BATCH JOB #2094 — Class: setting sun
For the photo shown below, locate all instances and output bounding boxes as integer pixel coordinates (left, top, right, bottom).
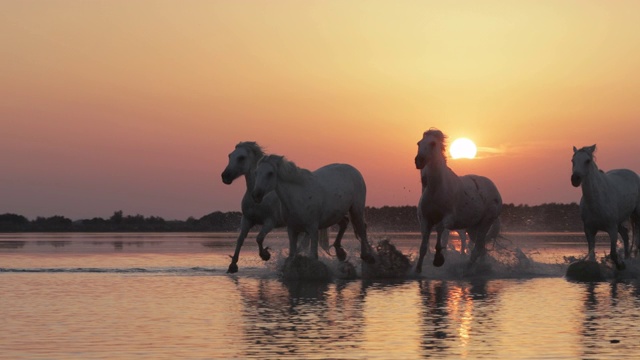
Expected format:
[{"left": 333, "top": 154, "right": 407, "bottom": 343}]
[{"left": 450, "top": 138, "right": 477, "bottom": 159}]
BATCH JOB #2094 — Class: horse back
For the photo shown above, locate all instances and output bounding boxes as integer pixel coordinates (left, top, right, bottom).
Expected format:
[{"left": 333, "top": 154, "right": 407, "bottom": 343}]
[
  {"left": 313, "top": 163, "right": 366, "bottom": 193},
  {"left": 454, "top": 175, "right": 502, "bottom": 225},
  {"left": 312, "top": 163, "right": 367, "bottom": 225},
  {"left": 606, "top": 169, "right": 640, "bottom": 192},
  {"left": 606, "top": 168, "right": 640, "bottom": 211}
]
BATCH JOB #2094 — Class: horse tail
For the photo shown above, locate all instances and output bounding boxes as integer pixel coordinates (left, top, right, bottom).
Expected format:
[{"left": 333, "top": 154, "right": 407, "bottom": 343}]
[
  {"left": 486, "top": 217, "right": 518, "bottom": 251},
  {"left": 632, "top": 215, "right": 640, "bottom": 256},
  {"left": 318, "top": 228, "right": 330, "bottom": 252},
  {"left": 487, "top": 218, "right": 501, "bottom": 241}
]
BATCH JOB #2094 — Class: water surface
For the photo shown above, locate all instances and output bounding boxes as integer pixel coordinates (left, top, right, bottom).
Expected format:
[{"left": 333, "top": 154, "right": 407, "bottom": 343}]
[{"left": 1, "top": 232, "right": 639, "bottom": 359}]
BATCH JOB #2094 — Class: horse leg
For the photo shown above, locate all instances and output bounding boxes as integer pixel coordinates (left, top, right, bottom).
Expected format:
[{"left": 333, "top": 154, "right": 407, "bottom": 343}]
[
  {"left": 618, "top": 224, "right": 630, "bottom": 259},
  {"left": 417, "top": 223, "right": 433, "bottom": 273},
  {"left": 287, "top": 227, "right": 300, "bottom": 259},
  {"left": 629, "top": 212, "right": 640, "bottom": 256},
  {"left": 297, "top": 233, "right": 311, "bottom": 255},
  {"left": 469, "top": 223, "right": 491, "bottom": 266},
  {"left": 307, "top": 225, "right": 320, "bottom": 260},
  {"left": 227, "top": 217, "right": 252, "bottom": 273},
  {"left": 350, "top": 210, "right": 375, "bottom": 264},
  {"left": 608, "top": 227, "right": 625, "bottom": 270},
  {"left": 433, "top": 228, "right": 445, "bottom": 267},
  {"left": 440, "top": 227, "right": 449, "bottom": 251},
  {"left": 333, "top": 216, "right": 349, "bottom": 261},
  {"left": 256, "top": 218, "right": 277, "bottom": 261},
  {"left": 434, "top": 216, "right": 457, "bottom": 267},
  {"left": 584, "top": 227, "right": 597, "bottom": 261}
]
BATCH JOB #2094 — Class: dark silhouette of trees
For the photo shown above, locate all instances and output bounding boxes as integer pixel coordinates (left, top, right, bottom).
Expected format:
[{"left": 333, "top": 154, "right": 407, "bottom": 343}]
[
  {"left": 0, "top": 203, "right": 582, "bottom": 233},
  {"left": 31, "top": 215, "right": 73, "bottom": 232},
  {"left": 0, "top": 213, "right": 29, "bottom": 231}
]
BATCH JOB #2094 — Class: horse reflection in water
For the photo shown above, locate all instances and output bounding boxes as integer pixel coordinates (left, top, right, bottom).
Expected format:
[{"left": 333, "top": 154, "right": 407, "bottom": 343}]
[
  {"left": 415, "top": 129, "right": 502, "bottom": 273},
  {"left": 221, "top": 142, "right": 323, "bottom": 273},
  {"left": 252, "top": 155, "right": 375, "bottom": 265},
  {"left": 578, "top": 281, "right": 640, "bottom": 357},
  {"left": 418, "top": 279, "right": 501, "bottom": 356},
  {"left": 231, "top": 277, "right": 365, "bottom": 358},
  {"left": 570, "top": 144, "right": 640, "bottom": 270}
]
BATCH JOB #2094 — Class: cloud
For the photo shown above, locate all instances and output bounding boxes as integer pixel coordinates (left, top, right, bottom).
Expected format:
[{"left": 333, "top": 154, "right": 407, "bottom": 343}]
[
  {"left": 475, "top": 145, "right": 507, "bottom": 159},
  {"left": 475, "top": 141, "right": 566, "bottom": 159}
]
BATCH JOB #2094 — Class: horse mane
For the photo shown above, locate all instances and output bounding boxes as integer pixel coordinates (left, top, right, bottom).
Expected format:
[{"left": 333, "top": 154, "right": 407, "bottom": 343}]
[
  {"left": 260, "top": 154, "right": 312, "bottom": 183},
  {"left": 575, "top": 145, "right": 597, "bottom": 162},
  {"left": 424, "top": 128, "right": 448, "bottom": 161},
  {"left": 236, "top": 141, "right": 266, "bottom": 159}
]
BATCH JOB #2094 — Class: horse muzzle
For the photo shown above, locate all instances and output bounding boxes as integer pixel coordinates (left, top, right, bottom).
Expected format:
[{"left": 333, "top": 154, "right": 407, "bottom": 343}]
[
  {"left": 221, "top": 171, "right": 234, "bottom": 185},
  {"left": 415, "top": 156, "right": 425, "bottom": 170},
  {"left": 571, "top": 173, "right": 581, "bottom": 187}
]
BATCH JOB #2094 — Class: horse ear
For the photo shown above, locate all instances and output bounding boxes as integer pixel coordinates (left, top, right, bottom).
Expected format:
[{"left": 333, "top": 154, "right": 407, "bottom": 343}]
[
  {"left": 587, "top": 144, "right": 596, "bottom": 153},
  {"left": 573, "top": 146, "right": 577, "bottom": 153}
]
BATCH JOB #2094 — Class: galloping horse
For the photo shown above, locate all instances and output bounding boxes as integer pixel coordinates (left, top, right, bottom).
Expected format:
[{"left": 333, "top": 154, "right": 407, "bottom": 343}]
[
  {"left": 419, "top": 165, "right": 470, "bottom": 254},
  {"left": 415, "top": 129, "right": 502, "bottom": 273},
  {"left": 252, "top": 155, "right": 376, "bottom": 264},
  {"left": 571, "top": 145, "right": 640, "bottom": 269},
  {"left": 221, "top": 142, "right": 287, "bottom": 273},
  {"left": 222, "top": 142, "right": 323, "bottom": 273}
]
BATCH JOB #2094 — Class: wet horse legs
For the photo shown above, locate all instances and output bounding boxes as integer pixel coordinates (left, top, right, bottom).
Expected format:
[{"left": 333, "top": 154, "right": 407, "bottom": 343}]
[{"left": 332, "top": 216, "right": 349, "bottom": 261}]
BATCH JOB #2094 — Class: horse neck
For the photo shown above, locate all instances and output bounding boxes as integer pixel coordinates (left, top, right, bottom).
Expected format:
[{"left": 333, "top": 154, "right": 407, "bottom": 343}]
[
  {"left": 580, "top": 164, "right": 608, "bottom": 206},
  {"left": 273, "top": 171, "right": 308, "bottom": 213},
  {"left": 243, "top": 161, "right": 259, "bottom": 194},
  {"left": 424, "top": 153, "right": 449, "bottom": 189},
  {"left": 420, "top": 168, "right": 428, "bottom": 190}
]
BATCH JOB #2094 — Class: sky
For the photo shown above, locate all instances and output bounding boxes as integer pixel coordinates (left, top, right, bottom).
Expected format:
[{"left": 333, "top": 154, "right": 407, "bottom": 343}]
[{"left": 2, "top": 1, "right": 640, "bottom": 220}]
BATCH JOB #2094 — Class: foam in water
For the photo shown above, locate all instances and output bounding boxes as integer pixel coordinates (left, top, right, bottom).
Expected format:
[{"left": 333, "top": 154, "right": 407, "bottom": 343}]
[
  {"left": 279, "top": 254, "right": 332, "bottom": 281},
  {"left": 564, "top": 250, "right": 640, "bottom": 282},
  {"left": 362, "top": 239, "right": 412, "bottom": 279},
  {"left": 262, "top": 236, "right": 640, "bottom": 282}
]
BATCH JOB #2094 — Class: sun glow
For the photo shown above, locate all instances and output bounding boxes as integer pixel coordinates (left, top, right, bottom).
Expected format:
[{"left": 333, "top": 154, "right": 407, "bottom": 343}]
[{"left": 450, "top": 138, "right": 477, "bottom": 159}]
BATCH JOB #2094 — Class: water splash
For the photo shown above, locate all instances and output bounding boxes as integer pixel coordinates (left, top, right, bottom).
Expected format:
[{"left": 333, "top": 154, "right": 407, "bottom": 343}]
[
  {"left": 279, "top": 255, "right": 332, "bottom": 281},
  {"left": 362, "top": 239, "right": 412, "bottom": 279},
  {"left": 564, "top": 252, "right": 640, "bottom": 282}
]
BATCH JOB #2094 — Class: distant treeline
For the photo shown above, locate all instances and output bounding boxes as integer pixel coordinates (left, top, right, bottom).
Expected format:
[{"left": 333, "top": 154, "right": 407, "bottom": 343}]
[{"left": 0, "top": 203, "right": 583, "bottom": 233}]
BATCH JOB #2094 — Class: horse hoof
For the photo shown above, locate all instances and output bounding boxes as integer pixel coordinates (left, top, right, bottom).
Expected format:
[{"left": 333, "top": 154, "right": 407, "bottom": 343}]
[
  {"left": 415, "top": 265, "right": 423, "bottom": 274},
  {"left": 433, "top": 252, "right": 445, "bottom": 267},
  {"left": 336, "top": 247, "right": 347, "bottom": 262},
  {"left": 260, "top": 248, "right": 271, "bottom": 261},
  {"left": 227, "top": 263, "right": 238, "bottom": 274}
]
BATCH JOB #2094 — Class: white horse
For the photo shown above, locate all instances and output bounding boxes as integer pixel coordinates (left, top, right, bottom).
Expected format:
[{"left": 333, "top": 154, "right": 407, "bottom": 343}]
[
  {"left": 414, "top": 129, "right": 502, "bottom": 273},
  {"left": 419, "top": 165, "right": 470, "bottom": 254},
  {"left": 221, "top": 142, "right": 327, "bottom": 273},
  {"left": 571, "top": 145, "right": 640, "bottom": 269},
  {"left": 252, "top": 155, "right": 376, "bottom": 264}
]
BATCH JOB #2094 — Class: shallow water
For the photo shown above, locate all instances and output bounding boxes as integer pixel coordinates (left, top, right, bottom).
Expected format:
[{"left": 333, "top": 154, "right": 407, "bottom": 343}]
[{"left": 2, "top": 232, "right": 640, "bottom": 359}]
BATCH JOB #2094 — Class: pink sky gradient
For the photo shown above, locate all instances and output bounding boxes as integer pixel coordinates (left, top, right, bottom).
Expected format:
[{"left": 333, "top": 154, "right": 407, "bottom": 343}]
[{"left": 2, "top": 1, "right": 640, "bottom": 220}]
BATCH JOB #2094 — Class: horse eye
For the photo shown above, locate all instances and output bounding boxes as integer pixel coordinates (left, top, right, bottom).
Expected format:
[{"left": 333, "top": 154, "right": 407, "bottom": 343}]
[
  {"left": 267, "top": 171, "right": 274, "bottom": 178},
  {"left": 430, "top": 142, "right": 436, "bottom": 148},
  {"left": 586, "top": 159, "right": 591, "bottom": 164},
  {"left": 238, "top": 156, "right": 245, "bottom": 162}
]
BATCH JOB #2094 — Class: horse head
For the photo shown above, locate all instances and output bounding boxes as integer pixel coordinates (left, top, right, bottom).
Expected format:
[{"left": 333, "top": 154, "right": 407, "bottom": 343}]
[
  {"left": 571, "top": 144, "right": 597, "bottom": 187},
  {"left": 252, "top": 155, "right": 280, "bottom": 203},
  {"left": 415, "top": 128, "right": 447, "bottom": 169},
  {"left": 221, "top": 141, "right": 264, "bottom": 185}
]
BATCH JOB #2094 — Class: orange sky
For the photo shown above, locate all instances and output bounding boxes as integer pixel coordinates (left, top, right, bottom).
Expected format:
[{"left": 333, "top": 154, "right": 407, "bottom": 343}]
[{"left": 2, "top": 1, "right": 640, "bottom": 220}]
